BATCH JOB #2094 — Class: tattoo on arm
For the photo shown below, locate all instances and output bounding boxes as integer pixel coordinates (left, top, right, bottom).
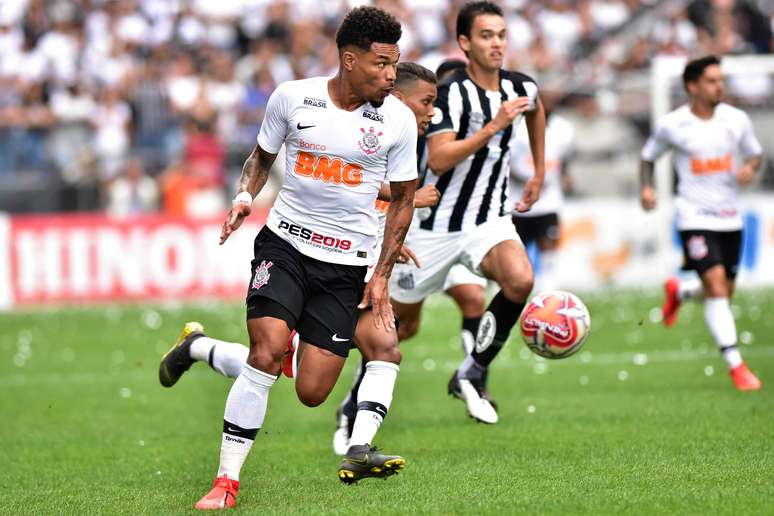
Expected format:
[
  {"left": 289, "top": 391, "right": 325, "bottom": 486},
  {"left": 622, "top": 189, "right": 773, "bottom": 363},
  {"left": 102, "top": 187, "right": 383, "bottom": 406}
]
[
  {"left": 239, "top": 144, "right": 277, "bottom": 198},
  {"left": 374, "top": 180, "right": 416, "bottom": 278},
  {"left": 640, "top": 161, "right": 655, "bottom": 189}
]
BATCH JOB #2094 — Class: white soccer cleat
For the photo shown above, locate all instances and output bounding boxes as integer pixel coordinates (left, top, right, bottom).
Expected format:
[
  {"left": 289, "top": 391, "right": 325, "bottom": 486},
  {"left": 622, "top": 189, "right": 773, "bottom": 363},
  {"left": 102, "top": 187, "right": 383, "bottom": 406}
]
[
  {"left": 458, "top": 378, "right": 498, "bottom": 424},
  {"left": 332, "top": 408, "right": 352, "bottom": 456}
]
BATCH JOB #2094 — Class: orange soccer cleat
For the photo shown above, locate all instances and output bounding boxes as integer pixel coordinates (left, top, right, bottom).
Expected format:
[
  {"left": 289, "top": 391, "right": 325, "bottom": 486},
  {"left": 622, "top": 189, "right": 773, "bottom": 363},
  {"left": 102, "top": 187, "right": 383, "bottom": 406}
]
[
  {"left": 281, "top": 331, "right": 298, "bottom": 378},
  {"left": 729, "top": 363, "right": 762, "bottom": 391},
  {"left": 194, "top": 476, "right": 239, "bottom": 510},
  {"left": 661, "top": 277, "right": 681, "bottom": 327}
]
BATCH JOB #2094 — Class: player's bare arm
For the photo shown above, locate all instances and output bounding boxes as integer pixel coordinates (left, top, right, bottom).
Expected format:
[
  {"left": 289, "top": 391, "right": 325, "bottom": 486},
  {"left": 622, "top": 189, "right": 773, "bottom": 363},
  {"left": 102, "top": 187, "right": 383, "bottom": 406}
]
[
  {"left": 427, "top": 97, "right": 532, "bottom": 175},
  {"left": 516, "top": 96, "right": 546, "bottom": 213},
  {"left": 639, "top": 160, "right": 657, "bottom": 211},
  {"left": 378, "top": 182, "right": 440, "bottom": 207},
  {"left": 219, "top": 144, "right": 277, "bottom": 244},
  {"left": 737, "top": 155, "right": 762, "bottom": 185},
  {"left": 360, "top": 179, "right": 417, "bottom": 329}
]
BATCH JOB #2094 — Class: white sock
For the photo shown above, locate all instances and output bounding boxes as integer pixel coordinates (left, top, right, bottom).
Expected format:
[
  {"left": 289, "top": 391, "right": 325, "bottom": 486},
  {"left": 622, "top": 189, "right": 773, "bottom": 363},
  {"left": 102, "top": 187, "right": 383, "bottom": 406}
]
[
  {"left": 190, "top": 337, "right": 248, "bottom": 378},
  {"left": 349, "top": 361, "right": 399, "bottom": 447},
  {"left": 217, "top": 364, "right": 276, "bottom": 481},
  {"left": 535, "top": 249, "right": 557, "bottom": 292},
  {"left": 704, "top": 297, "right": 743, "bottom": 370},
  {"left": 678, "top": 277, "right": 703, "bottom": 301}
]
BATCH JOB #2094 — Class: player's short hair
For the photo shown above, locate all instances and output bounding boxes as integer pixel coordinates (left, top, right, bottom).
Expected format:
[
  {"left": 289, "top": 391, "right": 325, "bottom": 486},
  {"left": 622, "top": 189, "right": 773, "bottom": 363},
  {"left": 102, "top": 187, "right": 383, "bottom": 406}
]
[
  {"left": 435, "top": 59, "right": 467, "bottom": 81},
  {"left": 682, "top": 55, "right": 721, "bottom": 88},
  {"left": 456, "top": 1, "right": 503, "bottom": 39},
  {"left": 335, "top": 6, "right": 402, "bottom": 52},
  {"left": 395, "top": 62, "right": 437, "bottom": 92}
]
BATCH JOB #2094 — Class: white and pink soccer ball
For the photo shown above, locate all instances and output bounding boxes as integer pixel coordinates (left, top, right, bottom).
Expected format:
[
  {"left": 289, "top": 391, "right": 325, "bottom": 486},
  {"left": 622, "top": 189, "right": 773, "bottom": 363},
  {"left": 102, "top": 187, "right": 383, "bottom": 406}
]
[{"left": 520, "top": 290, "right": 591, "bottom": 359}]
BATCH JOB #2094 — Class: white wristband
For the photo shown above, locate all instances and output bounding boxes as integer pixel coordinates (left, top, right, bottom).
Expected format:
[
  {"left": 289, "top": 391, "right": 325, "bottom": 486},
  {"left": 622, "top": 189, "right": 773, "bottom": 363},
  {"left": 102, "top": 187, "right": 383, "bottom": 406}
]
[{"left": 232, "top": 191, "right": 253, "bottom": 206}]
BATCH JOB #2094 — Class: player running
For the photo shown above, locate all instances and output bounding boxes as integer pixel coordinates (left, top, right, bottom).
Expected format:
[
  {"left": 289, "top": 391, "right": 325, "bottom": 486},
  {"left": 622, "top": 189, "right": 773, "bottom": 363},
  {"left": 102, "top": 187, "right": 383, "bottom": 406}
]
[
  {"left": 172, "top": 7, "right": 418, "bottom": 509},
  {"left": 389, "top": 1, "right": 546, "bottom": 425},
  {"left": 510, "top": 92, "right": 575, "bottom": 291},
  {"left": 639, "top": 55, "right": 763, "bottom": 391}
]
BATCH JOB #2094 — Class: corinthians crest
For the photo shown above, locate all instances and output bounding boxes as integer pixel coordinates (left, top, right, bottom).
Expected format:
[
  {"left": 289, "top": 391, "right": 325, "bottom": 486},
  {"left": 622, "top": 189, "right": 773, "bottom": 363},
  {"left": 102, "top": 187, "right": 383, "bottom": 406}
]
[
  {"left": 252, "top": 260, "right": 273, "bottom": 290},
  {"left": 358, "top": 126, "right": 383, "bottom": 155}
]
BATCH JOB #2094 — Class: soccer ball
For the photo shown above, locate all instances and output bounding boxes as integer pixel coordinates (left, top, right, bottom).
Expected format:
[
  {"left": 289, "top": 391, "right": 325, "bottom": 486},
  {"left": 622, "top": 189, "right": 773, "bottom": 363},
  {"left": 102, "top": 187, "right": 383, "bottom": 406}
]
[{"left": 520, "top": 290, "right": 591, "bottom": 359}]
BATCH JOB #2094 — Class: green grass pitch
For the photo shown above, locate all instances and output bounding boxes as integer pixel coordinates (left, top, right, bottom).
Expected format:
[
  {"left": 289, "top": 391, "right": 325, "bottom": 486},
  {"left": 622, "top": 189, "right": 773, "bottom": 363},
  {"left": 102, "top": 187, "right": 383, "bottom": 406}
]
[{"left": 1, "top": 289, "right": 773, "bottom": 514}]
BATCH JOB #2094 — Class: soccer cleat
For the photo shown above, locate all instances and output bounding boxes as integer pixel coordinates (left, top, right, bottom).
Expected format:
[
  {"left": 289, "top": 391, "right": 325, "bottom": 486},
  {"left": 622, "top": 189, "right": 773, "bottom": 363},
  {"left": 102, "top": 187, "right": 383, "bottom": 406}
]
[
  {"left": 448, "top": 371, "right": 498, "bottom": 424},
  {"left": 337, "top": 444, "right": 406, "bottom": 484},
  {"left": 332, "top": 407, "right": 355, "bottom": 456},
  {"left": 194, "top": 476, "right": 239, "bottom": 510},
  {"left": 159, "top": 322, "right": 205, "bottom": 387},
  {"left": 730, "top": 363, "right": 762, "bottom": 391},
  {"left": 662, "top": 277, "right": 681, "bottom": 327},
  {"left": 281, "top": 331, "right": 299, "bottom": 378}
]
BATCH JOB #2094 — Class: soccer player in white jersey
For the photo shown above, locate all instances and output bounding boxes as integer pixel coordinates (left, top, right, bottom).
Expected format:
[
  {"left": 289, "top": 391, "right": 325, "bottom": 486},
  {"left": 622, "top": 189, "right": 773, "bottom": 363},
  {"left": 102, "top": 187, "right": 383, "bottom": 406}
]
[
  {"left": 639, "top": 55, "right": 763, "bottom": 392},
  {"left": 171, "top": 7, "right": 418, "bottom": 509},
  {"left": 510, "top": 93, "right": 575, "bottom": 291},
  {"left": 390, "top": 1, "right": 547, "bottom": 424}
]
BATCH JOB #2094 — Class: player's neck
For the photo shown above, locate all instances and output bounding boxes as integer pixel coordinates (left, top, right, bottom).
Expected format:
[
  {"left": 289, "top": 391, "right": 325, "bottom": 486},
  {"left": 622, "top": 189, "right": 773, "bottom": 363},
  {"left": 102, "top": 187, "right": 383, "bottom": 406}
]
[
  {"left": 328, "top": 74, "right": 366, "bottom": 112},
  {"left": 465, "top": 62, "right": 500, "bottom": 92},
  {"left": 689, "top": 100, "right": 716, "bottom": 120}
]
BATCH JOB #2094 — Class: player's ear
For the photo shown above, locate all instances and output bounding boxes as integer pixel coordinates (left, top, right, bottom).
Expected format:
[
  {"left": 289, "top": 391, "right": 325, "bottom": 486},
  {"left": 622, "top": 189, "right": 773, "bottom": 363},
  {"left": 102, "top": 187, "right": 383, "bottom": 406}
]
[
  {"left": 341, "top": 48, "right": 357, "bottom": 72},
  {"left": 458, "top": 35, "right": 471, "bottom": 54}
]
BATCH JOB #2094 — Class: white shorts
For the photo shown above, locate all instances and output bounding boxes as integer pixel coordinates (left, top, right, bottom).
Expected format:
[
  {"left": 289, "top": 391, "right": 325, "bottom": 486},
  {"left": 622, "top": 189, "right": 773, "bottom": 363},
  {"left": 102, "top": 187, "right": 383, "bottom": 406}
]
[
  {"left": 443, "top": 264, "right": 488, "bottom": 291},
  {"left": 390, "top": 216, "right": 520, "bottom": 304}
]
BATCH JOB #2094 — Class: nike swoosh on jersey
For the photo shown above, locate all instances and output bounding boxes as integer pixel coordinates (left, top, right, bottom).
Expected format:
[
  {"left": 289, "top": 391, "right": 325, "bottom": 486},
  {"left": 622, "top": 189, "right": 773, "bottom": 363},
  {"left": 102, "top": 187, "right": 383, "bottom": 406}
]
[
  {"left": 331, "top": 334, "right": 349, "bottom": 342},
  {"left": 297, "top": 123, "right": 315, "bottom": 130}
]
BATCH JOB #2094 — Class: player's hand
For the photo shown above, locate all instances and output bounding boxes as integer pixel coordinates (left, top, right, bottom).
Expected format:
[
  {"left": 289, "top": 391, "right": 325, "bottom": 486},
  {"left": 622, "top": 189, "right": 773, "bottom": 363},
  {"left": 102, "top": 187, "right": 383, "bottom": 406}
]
[
  {"left": 515, "top": 176, "right": 542, "bottom": 212},
  {"left": 219, "top": 203, "right": 252, "bottom": 244},
  {"left": 491, "top": 97, "right": 532, "bottom": 132},
  {"left": 736, "top": 163, "right": 756, "bottom": 185},
  {"left": 640, "top": 185, "right": 657, "bottom": 211},
  {"left": 414, "top": 184, "right": 440, "bottom": 208},
  {"left": 358, "top": 275, "right": 395, "bottom": 331},
  {"left": 397, "top": 244, "right": 420, "bottom": 267}
]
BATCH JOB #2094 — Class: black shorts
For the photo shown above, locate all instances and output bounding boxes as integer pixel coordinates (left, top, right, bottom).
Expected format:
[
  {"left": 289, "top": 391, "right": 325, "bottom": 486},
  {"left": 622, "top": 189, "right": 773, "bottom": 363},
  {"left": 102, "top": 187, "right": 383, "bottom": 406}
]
[
  {"left": 679, "top": 229, "right": 742, "bottom": 279},
  {"left": 246, "top": 227, "right": 367, "bottom": 357},
  {"left": 512, "top": 213, "right": 560, "bottom": 246}
]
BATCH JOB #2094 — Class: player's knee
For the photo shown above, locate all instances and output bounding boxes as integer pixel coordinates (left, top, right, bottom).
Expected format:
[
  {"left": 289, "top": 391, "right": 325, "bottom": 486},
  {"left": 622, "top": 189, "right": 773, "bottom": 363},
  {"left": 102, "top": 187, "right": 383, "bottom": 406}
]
[
  {"left": 246, "top": 340, "right": 285, "bottom": 373},
  {"left": 457, "top": 292, "right": 486, "bottom": 317},
  {"left": 296, "top": 384, "right": 329, "bottom": 407},
  {"left": 501, "top": 272, "right": 533, "bottom": 302},
  {"left": 397, "top": 318, "right": 419, "bottom": 341},
  {"left": 373, "top": 345, "right": 402, "bottom": 365}
]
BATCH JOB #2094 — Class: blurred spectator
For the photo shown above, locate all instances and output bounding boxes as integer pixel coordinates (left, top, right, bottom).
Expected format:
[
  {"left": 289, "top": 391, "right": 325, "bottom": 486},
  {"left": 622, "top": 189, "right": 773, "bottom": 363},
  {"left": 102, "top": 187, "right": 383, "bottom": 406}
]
[
  {"left": 91, "top": 88, "right": 132, "bottom": 180},
  {"left": 106, "top": 157, "right": 159, "bottom": 217},
  {"left": 49, "top": 82, "right": 96, "bottom": 183},
  {"left": 4, "top": 82, "right": 55, "bottom": 174},
  {"left": 237, "top": 67, "right": 274, "bottom": 148}
]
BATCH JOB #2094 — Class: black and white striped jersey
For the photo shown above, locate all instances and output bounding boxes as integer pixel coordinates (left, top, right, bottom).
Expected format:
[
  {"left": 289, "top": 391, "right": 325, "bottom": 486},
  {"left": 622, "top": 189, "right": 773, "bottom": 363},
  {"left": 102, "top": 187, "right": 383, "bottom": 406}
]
[{"left": 420, "top": 68, "right": 538, "bottom": 233}]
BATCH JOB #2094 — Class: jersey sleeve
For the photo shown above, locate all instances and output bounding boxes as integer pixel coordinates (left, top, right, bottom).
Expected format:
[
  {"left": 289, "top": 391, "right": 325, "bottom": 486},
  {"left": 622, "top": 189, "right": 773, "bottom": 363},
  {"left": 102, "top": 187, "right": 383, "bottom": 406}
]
[
  {"left": 386, "top": 109, "right": 418, "bottom": 183},
  {"left": 641, "top": 119, "right": 671, "bottom": 162},
  {"left": 256, "top": 83, "right": 290, "bottom": 153},
  {"left": 738, "top": 112, "right": 763, "bottom": 158},
  {"left": 426, "top": 81, "right": 460, "bottom": 138}
]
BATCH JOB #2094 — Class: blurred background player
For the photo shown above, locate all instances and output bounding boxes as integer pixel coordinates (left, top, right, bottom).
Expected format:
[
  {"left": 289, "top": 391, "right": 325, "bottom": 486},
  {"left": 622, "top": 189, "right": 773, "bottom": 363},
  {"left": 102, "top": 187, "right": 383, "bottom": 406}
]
[
  {"left": 509, "top": 92, "right": 575, "bottom": 292},
  {"left": 639, "top": 55, "right": 763, "bottom": 392},
  {"left": 174, "top": 7, "right": 417, "bottom": 509},
  {"left": 390, "top": 1, "right": 546, "bottom": 425}
]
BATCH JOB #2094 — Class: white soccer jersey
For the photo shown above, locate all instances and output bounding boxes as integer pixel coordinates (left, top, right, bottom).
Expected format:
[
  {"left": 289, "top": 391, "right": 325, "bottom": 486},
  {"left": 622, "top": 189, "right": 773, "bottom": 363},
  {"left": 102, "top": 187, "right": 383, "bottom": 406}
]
[
  {"left": 509, "top": 113, "right": 574, "bottom": 217},
  {"left": 422, "top": 69, "right": 539, "bottom": 233},
  {"left": 641, "top": 103, "right": 762, "bottom": 231},
  {"left": 257, "top": 77, "right": 418, "bottom": 266}
]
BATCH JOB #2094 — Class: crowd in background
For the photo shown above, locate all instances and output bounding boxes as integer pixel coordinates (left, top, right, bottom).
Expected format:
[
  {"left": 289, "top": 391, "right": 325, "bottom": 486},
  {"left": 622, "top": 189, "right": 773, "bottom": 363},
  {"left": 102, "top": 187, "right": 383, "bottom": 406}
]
[{"left": 0, "top": 0, "right": 772, "bottom": 216}]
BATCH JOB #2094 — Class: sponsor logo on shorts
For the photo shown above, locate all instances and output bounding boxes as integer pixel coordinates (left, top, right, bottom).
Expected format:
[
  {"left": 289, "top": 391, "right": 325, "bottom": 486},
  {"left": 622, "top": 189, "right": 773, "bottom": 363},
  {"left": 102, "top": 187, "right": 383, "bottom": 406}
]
[
  {"left": 278, "top": 220, "right": 352, "bottom": 251},
  {"left": 303, "top": 96, "right": 326, "bottom": 108},
  {"left": 362, "top": 110, "right": 384, "bottom": 123},
  {"left": 687, "top": 235, "right": 709, "bottom": 260},
  {"left": 252, "top": 260, "right": 273, "bottom": 290},
  {"left": 358, "top": 127, "right": 382, "bottom": 156},
  {"left": 294, "top": 151, "right": 363, "bottom": 187},
  {"left": 397, "top": 271, "right": 414, "bottom": 290}
]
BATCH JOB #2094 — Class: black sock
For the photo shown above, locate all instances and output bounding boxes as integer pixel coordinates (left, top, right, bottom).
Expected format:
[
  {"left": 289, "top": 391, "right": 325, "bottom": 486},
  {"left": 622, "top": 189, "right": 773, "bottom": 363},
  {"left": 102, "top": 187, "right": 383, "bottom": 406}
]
[
  {"left": 461, "top": 316, "right": 481, "bottom": 354},
  {"left": 471, "top": 290, "right": 525, "bottom": 367}
]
